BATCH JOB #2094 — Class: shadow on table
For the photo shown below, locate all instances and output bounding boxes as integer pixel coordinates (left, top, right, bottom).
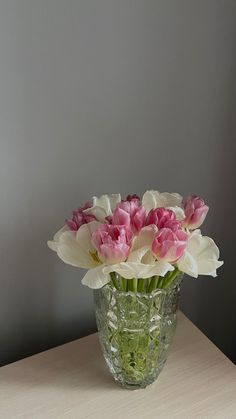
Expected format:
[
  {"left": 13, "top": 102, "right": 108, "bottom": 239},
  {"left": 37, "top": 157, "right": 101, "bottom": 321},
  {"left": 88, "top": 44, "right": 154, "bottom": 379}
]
[{"left": 1, "top": 335, "right": 121, "bottom": 392}]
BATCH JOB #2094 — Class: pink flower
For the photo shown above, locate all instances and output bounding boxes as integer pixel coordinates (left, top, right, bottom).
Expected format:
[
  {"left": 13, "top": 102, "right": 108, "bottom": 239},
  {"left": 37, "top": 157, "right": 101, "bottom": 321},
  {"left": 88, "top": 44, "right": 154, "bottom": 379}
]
[
  {"left": 65, "top": 202, "right": 96, "bottom": 231},
  {"left": 152, "top": 228, "right": 188, "bottom": 262},
  {"left": 112, "top": 200, "right": 146, "bottom": 233},
  {"left": 183, "top": 195, "right": 209, "bottom": 229},
  {"left": 125, "top": 194, "right": 140, "bottom": 203},
  {"left": 91, "top": 224, "right": 133, "bottom": 264},
  {"left": 146, "top": 208, "right": 181, "bottom": 232}
]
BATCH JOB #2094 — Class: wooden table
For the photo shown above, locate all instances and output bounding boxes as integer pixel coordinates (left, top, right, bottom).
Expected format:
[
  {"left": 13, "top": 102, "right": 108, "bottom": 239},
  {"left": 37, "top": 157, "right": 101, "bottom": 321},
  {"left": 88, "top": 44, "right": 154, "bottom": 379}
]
[{"left": 0, "top": 312, "right": 236, "bottom": 419}]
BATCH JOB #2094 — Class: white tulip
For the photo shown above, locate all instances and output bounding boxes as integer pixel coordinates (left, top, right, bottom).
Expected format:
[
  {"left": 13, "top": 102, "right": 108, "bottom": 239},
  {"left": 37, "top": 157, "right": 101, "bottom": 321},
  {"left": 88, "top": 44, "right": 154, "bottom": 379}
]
[
  {"left": 142, "top": 190, "right": 185, "bottom": 220},
  {"left": 81, "top": 265, "right": 110, "bottom": 289},
  {"left": 177, "top": 229, "right": 223, "bottom": 278},
  {"left": 83, "top": 194, "right": 121, "bottom": 222},
  {"left": 127, "top": 225, "right": 157, "bottom": 264},
  {"left": 103, "top": 261, "right": 174, "bottom": 280},
  {"left": 47, "top": 221, "right": 102, "bottom": 269}
]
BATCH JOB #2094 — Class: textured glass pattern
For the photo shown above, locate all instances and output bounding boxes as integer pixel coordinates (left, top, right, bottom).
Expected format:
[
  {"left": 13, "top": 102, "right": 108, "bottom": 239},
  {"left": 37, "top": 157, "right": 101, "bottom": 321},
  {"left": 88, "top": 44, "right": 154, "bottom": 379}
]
[{"left": 94, "top": 277, "right": 182, "bottom": 389}]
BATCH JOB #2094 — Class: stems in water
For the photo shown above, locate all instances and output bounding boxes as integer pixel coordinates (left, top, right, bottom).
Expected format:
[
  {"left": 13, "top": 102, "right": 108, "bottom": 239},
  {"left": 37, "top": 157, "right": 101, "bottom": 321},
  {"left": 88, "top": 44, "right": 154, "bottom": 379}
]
[{"left": 110, "top": 268, "right": 181, "bottom": 293}]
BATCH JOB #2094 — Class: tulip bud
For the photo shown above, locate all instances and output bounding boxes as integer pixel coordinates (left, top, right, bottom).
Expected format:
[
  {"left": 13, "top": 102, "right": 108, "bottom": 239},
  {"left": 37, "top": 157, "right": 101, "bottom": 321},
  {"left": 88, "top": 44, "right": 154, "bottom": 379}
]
[
  {"left": 152, "top": 228, "right": 188, "bottom": 262},
  {"left": 183, "top": 195, "right": 209, "bottom": 230},
  {"left": 146, "top": 207, "right": 181, "bottom": 232},
  {"left": 92, "top": 224, "right": 133, "bottom": 264}
]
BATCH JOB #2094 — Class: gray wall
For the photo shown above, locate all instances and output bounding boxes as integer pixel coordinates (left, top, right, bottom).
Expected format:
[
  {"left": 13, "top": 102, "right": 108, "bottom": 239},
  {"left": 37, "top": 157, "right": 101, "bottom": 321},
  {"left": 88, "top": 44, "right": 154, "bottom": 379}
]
[{"left": 0, "top": 0, "right": 236, "bottom": 366}]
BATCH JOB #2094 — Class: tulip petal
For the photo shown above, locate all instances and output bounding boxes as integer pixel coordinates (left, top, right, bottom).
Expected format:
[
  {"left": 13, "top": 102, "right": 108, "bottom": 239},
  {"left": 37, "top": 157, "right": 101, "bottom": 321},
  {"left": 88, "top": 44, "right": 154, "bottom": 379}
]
[
  {"left": 56, "top": 231, "right": 93, "bottom": 268},
  {"left": 57, "top": 231, "right": 98, "bottom": 269},
  {"left": 196, "top": 235, "right": 220, "bottom": 260},
  {"left": 177, "top": 251, "right": 198, "bottom": 278},
  {"left": 103, "top": 261, "right": 174, "bottom": 279},
  {"left": 76, "top": 221, "right": 102, "bottom": 252},
  {"left": 127, "top": 246, "right": 151, "bottom": 263},
  {"left": 128, "top": 225, "right": 157, "bottom": 264},
  {"left": 81, "top": 265, "right": 110, "bottom": 289},
  {"left": 142, "top": 190, "right": 158, "bottom": 212},
  {"left": 177, "top": 230, "right": 223, "bottom": 278},
  {"left": 167, "top": 206, "right": 185, "bottom": 221},
  {"left": 132, "top": 225, "right": 158, "bottom": 250},
  {"left": 47, "top": 221, "right": 102, "bottom": 269},
  {"left": 197, "top": 259, "right": 223, "bottom": 277},
  {"left": 47, "top": 226, "right": 69, "bottom": 251},
  {"left": 159, "top": 192, "right": 183, "bottom": 208},
  {"left": 107, "top": 194, "right": 121, "bottom": 212},
  {"left": 54, "top": 225, "right": 69, "bottom": 241},
  {"left": 142, "top": 190, "right": 183, "bottom": 212},
  {"left": 84, "top": 194, "right": 121, "bottom": 221},
  {"left": 83, "top": 206, "right": 107, "bottom": 222},
  {"left": 145, "top": 261, "right": 175, "bottom": 277},
  {"left": 142, "top": 250, "right": 156, "bottom": 264}
]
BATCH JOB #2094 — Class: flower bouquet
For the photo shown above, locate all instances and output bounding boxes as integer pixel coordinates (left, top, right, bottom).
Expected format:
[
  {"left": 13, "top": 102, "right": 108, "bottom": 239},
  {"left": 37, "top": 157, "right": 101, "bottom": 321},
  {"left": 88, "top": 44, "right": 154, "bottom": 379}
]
[{"left": 48, "top": 191, "right": 223, "bottom": 389}]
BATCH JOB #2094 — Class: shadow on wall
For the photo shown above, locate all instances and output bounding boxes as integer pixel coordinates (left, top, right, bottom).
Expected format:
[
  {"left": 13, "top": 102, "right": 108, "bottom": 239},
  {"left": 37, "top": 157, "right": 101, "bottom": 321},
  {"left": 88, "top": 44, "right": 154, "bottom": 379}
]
[
  {"left": 0, "top": 206, "right": 96, "bottom": 367},
  {"left": 181, "top": 93, "right": 236, "bottom": 363}
]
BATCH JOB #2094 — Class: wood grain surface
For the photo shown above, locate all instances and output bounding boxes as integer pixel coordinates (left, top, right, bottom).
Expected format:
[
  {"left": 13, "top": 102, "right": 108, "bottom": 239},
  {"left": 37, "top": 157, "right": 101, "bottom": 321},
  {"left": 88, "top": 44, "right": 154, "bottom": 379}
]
[{"left": 0, "top": 312, "right": 236, "bottom": 419}]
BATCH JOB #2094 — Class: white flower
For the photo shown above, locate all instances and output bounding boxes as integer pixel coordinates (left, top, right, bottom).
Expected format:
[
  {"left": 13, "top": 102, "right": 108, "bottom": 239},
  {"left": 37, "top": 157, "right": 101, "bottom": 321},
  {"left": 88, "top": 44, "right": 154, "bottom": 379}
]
[
  {"left": 142, "top": 190, "right": 185, "bottom": 220},
  {"left": 128, "top": 225, "right": 157, "bottom": 264},
  {"left": 177, "top": 229, "right": 223, "bottom": 278},
  {"left": 81, "top": 265, "right": 110, "bottom": 289},
  {"left": 83, "top": 194, "right": 121, "bottom": 222},
  {"left": 103, "top": 261, "right": 174, "bottom": 280},
  {"left": 47, "top": 225, "right": 68, "bottom": 251},
  {"left": 47, "top": 221, "right": 102, "bottom": 269}
]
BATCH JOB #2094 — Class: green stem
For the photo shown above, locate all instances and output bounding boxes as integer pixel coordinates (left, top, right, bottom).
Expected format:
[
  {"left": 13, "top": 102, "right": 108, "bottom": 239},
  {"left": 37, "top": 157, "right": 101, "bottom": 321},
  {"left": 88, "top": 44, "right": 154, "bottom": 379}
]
[
  {"left": 120, "top": 275, "right": 127, "bottom": 291},
  {"left": 110, "top": 272, "right": 119, "bottom": 289},
  {"left": 132, "top": 278, "right": 138, "bottom": 292},
  {"left": 127, "top": 278, "right": 137, "bottom": 292},
  {"left": 137, "top": 278, "right": 146, "bottom": 292},
  {"left": 158, "top": 270, "right": 174, "bottom": 289},
  {"left": 145, "top": 278, "right": 151, "bottom": 292},
  {"left": 148, "top": 276, "right": 159, "bottom": 293},
  {"left": 156, "top": 276, "right": 163, "bottom": 288},
  {"left": 157, "top": 276, "right": 165, "bottom": 288},
  {"left": 162, "top": 268, "right": 181, "bottom": 289},
  {"left": 111, "top": 269, "right": 181, "bottom": 293}
]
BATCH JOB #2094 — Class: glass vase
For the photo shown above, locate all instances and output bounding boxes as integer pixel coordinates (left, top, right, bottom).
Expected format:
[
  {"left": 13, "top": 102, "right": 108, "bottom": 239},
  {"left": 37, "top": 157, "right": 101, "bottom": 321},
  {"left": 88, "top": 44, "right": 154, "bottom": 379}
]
[{"left": 94, "top": 276, "right": 182, "bottom": 389}]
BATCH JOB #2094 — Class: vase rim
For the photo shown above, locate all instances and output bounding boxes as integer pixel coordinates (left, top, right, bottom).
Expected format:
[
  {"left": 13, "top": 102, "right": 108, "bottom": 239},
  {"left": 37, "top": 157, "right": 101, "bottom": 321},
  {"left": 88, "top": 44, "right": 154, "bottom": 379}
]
[{"left": 100, "top": 274, "right": 183, "bottom": 296}]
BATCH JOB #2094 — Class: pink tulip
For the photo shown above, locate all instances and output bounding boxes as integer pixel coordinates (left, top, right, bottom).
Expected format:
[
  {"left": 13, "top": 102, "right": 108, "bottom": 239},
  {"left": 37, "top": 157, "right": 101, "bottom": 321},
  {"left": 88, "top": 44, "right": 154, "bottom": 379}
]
[
  {"left": 152, "top": 228, "right": 188, "bottom": 262},
  {"left": 125, "top": 194, "right": 140, "bottom": 203},
  {"left": 112, "top": 200, "right": 146, "bottom": 233},
  {"left": 65, "top": 202, "right": 96, "bottom": 231},
  {"left": 91, "top": 224, "right": 133, "bottom": 264},
  {"left": 146, "top": 208, "right": 181, "bottom": 232},
  {"left": 183, "top": 195, "right": 209, "bottom": 229}
]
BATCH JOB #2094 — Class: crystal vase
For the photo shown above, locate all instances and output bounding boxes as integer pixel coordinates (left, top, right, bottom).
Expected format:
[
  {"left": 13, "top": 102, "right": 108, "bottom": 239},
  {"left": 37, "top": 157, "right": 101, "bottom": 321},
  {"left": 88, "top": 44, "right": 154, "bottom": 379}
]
[{"left": 94, "top": 276, "right": 182, "bottom": 389}]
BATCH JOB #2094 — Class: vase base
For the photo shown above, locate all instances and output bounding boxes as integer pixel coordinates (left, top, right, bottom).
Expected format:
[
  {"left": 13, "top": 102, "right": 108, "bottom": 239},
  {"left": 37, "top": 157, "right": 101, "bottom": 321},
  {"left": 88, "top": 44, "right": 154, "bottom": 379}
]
[
  {"left": 114, "top": 371, "right": 161, "bottom": 390},
  {"left": 118, "top": 381, "right": 154, "bottom": 390}
]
